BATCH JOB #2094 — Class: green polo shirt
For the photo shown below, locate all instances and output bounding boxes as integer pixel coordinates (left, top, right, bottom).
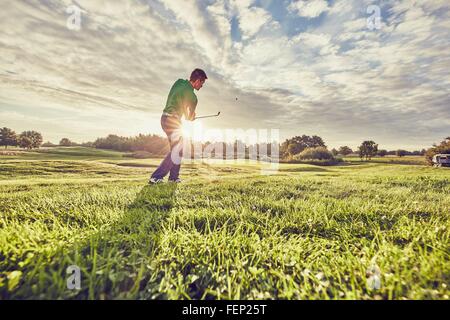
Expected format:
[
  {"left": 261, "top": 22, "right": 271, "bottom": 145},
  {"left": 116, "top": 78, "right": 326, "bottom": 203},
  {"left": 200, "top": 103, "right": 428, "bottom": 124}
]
[{"left": 163, "top": 79, "right": 198, "bottom": 118}]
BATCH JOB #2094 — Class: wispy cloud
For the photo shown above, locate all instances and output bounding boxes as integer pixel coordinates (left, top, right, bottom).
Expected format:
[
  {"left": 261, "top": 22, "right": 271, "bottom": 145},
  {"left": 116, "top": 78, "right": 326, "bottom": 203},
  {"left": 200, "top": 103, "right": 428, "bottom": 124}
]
[
  {"left": 0, "top": 0, "right": 449, "bottom": 149},
  {"left": 288, "top": 0, "right": 330, "bottom": 18}
]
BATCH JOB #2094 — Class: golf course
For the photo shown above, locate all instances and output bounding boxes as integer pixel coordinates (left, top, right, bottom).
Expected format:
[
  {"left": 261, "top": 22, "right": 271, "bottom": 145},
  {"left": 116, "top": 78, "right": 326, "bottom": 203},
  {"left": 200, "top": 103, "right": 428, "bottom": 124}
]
[{"left": 0, "top": 147, "right": 448, "bottom": 300}]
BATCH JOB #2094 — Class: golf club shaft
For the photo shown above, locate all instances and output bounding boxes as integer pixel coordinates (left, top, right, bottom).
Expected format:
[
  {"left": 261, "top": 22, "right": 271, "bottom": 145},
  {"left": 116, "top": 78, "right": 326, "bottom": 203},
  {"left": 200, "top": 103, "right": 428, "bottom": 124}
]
[
  {"left": 194, "top": 112, "right": 221, "bottom": 120},
  {"left": 195, "top": 115, "right": 218, "bottom": 120}
]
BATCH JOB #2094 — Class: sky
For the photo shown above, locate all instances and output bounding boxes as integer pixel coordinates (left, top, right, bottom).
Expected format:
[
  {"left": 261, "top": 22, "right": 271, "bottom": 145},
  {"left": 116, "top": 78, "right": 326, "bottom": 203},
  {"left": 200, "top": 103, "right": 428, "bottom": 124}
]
[{"left": 0, "top": 0, "right": 449, "bottom": 150}]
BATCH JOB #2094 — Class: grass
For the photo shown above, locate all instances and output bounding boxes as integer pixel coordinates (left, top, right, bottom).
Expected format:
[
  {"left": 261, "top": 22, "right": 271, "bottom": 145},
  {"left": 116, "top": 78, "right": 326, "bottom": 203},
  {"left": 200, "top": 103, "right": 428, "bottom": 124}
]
[
  {"left": 0, "top": 147, "right": 449, "bottom": 300},
  {"left": 0, "top": 146, "right": 125, "bottom": 160},
  {"left": 344, "top": 156, "right": 427, "bottom": 166}
]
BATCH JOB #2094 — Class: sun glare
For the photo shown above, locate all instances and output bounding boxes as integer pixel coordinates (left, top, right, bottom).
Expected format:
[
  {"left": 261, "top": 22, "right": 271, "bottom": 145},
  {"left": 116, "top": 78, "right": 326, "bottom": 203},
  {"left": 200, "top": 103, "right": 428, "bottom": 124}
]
[
  {"left": 181, "top": 120, "right": 201, "bottom": 140},
  {"left": 182, "top": 126, "right": 192, "bottom": 138}
]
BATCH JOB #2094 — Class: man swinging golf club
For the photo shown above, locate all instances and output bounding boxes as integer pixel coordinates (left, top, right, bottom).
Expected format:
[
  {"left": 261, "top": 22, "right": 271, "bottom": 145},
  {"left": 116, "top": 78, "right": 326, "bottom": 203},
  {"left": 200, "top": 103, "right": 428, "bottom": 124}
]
[{"left": 149, "top": 68, "right": 208, "bottom": 184}]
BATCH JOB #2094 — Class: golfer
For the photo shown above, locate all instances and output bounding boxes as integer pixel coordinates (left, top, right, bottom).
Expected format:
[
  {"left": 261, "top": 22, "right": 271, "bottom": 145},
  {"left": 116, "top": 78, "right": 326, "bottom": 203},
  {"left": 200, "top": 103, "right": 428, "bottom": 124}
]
[{"left": 149, "top": 68, "right": 207, "bottom": 184}]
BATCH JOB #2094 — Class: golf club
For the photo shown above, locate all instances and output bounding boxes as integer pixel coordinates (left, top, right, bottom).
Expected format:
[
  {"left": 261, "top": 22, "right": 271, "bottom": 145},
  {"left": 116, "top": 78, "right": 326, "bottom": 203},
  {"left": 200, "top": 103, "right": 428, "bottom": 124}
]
[{"left": 194, "top": 111, "right": 221, "bottom": 120}]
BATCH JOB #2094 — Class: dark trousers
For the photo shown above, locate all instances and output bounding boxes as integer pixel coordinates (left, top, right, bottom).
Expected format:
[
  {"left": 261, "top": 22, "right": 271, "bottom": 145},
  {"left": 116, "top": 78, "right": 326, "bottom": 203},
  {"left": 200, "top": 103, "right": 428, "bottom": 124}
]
[{"left": 151, "top": 115, "right": 183, "bottom": 181}]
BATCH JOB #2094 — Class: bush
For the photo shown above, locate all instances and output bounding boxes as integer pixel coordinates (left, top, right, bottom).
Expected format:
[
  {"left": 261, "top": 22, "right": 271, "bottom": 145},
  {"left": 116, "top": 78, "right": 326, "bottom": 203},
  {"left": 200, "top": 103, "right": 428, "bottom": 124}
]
[
  {"left": 295, "top": 147, "right": 334, "bottom": 161},
  {"left": 280, "top": 135, "right": 326, "bottom": 158}
]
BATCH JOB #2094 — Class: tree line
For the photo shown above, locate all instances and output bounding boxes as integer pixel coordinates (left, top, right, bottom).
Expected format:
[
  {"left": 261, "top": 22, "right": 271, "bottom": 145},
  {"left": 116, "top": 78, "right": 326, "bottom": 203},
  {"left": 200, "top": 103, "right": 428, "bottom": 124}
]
[
  {"left": 0, "top": 127, "right": 43, "bottom": 150},
  {"left": 92, "top": 134, "right": 169, "bottom": 155},
  {"left": 280, "top": 136, "right": 432, "bottom": 162},
  {"left": 2, "top": 127, "right": 447, "bottom": 165}
]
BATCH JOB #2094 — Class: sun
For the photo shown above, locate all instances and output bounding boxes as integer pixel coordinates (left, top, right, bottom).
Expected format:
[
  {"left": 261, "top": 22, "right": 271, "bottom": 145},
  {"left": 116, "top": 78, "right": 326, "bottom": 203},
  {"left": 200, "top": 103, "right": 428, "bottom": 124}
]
[
  {"left": 181, "top": 120, "right": 194, "bottom": 139},
  {"left": 181, "top": 120, "right": 204, "bottom": 141}
]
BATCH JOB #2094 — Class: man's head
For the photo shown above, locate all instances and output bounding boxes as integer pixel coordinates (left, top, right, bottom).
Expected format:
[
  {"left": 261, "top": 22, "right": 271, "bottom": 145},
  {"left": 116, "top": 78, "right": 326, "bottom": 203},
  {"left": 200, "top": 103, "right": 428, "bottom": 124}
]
[{"left": 189, "top": 68, "right": 207, "bottom": 91}]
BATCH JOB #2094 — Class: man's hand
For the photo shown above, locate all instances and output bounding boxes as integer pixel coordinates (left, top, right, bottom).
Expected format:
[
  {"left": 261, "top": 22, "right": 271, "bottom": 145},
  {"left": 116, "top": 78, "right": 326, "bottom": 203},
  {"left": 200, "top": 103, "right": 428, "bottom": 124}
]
[{"left": 187, "top": 108, "right": 196, "bottom": 121}]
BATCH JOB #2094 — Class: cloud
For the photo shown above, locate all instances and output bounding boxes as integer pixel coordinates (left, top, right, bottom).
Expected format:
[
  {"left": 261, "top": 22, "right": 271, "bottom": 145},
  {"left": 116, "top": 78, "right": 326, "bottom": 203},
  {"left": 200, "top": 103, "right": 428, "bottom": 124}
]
[
  {"left": 288, "top": 0, "right": 329, "bottom": 18},
  {"left": 236, "top": 6, "right": 273, "bottom": 40},
  {"left": 0, "top": 0, "right": 449, "bottom": 149},
  {"left": 291, "top": 32, "right": 338, "bottom": 55}
]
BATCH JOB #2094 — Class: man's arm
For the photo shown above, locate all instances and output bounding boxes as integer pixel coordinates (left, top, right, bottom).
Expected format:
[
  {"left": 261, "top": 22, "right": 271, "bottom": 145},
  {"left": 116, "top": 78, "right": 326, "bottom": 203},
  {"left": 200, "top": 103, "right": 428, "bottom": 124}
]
[
  {"left": 185, "top": 105, "right": 196, "bottom": 121},
  {"left": 183, "top": 93, "right": 197, "bottom": 121}
]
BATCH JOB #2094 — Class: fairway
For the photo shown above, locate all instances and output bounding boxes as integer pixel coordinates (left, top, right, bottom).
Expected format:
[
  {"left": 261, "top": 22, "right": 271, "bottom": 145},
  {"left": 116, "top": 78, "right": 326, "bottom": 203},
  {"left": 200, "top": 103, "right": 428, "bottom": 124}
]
[{"left": 0, "top": 148, "right": 449, "bottom": 300}]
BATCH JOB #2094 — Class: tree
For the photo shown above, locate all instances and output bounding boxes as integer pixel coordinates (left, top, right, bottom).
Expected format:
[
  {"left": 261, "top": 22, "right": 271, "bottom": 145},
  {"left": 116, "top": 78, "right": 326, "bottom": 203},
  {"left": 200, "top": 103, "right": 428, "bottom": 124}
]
[
  {"left": 377, "top": 149, "right": 388, "bottom": 157},
  {"left": 281, "top": 135, "right": 326, "bottom": 158},
  {"left": 396, "top": 149, "right": 408, "bottom": 157},
  {"left": 0, "top": 127, "right": 17, "bottom": 149},
  {"left": 19, "top": 131, "right": 43, "bottom": 150},
  {"left": 331, "top": 148, "right": 338, "bottom": 156},
  {"left": 19, "top": 136, "right": 33, "bottom": 149},
  {"left": 338, "top": 146, "right": 353, "bottom": 156},
  {"left": 60, "top": 138, "right": 73, "bottom": 146},
  {"left": 358, "top": 141, "right": 378, "bottom": 160},
  {"left": 31, "top": 131, "right": 43, "bottom": 149},
  {"left": 287, "top": 143, "right": 298, "bottom": 157}
]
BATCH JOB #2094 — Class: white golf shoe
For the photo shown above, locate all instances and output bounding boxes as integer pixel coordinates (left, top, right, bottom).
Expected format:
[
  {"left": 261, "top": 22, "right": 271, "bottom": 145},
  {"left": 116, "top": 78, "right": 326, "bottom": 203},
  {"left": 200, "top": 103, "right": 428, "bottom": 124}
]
[{"left": 149, "top": 178, "right": 164, "bottom": 185}]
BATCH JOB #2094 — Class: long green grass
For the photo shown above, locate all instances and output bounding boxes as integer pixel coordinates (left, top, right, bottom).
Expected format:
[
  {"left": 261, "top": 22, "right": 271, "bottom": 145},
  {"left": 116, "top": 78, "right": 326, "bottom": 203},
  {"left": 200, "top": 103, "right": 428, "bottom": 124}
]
[{"left": 0, "top": 148, "right": 449, "bottom": 299}]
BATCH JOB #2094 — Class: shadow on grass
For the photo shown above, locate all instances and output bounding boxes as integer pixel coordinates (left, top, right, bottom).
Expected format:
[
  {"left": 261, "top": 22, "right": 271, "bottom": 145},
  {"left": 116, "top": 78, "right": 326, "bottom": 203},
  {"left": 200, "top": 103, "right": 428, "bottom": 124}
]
[
  {"left": 74, "top": 183, "right": 178, "bottom": 299},
  {"left": 3, "top": 183, "right": 178, "bottom": 300}
]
